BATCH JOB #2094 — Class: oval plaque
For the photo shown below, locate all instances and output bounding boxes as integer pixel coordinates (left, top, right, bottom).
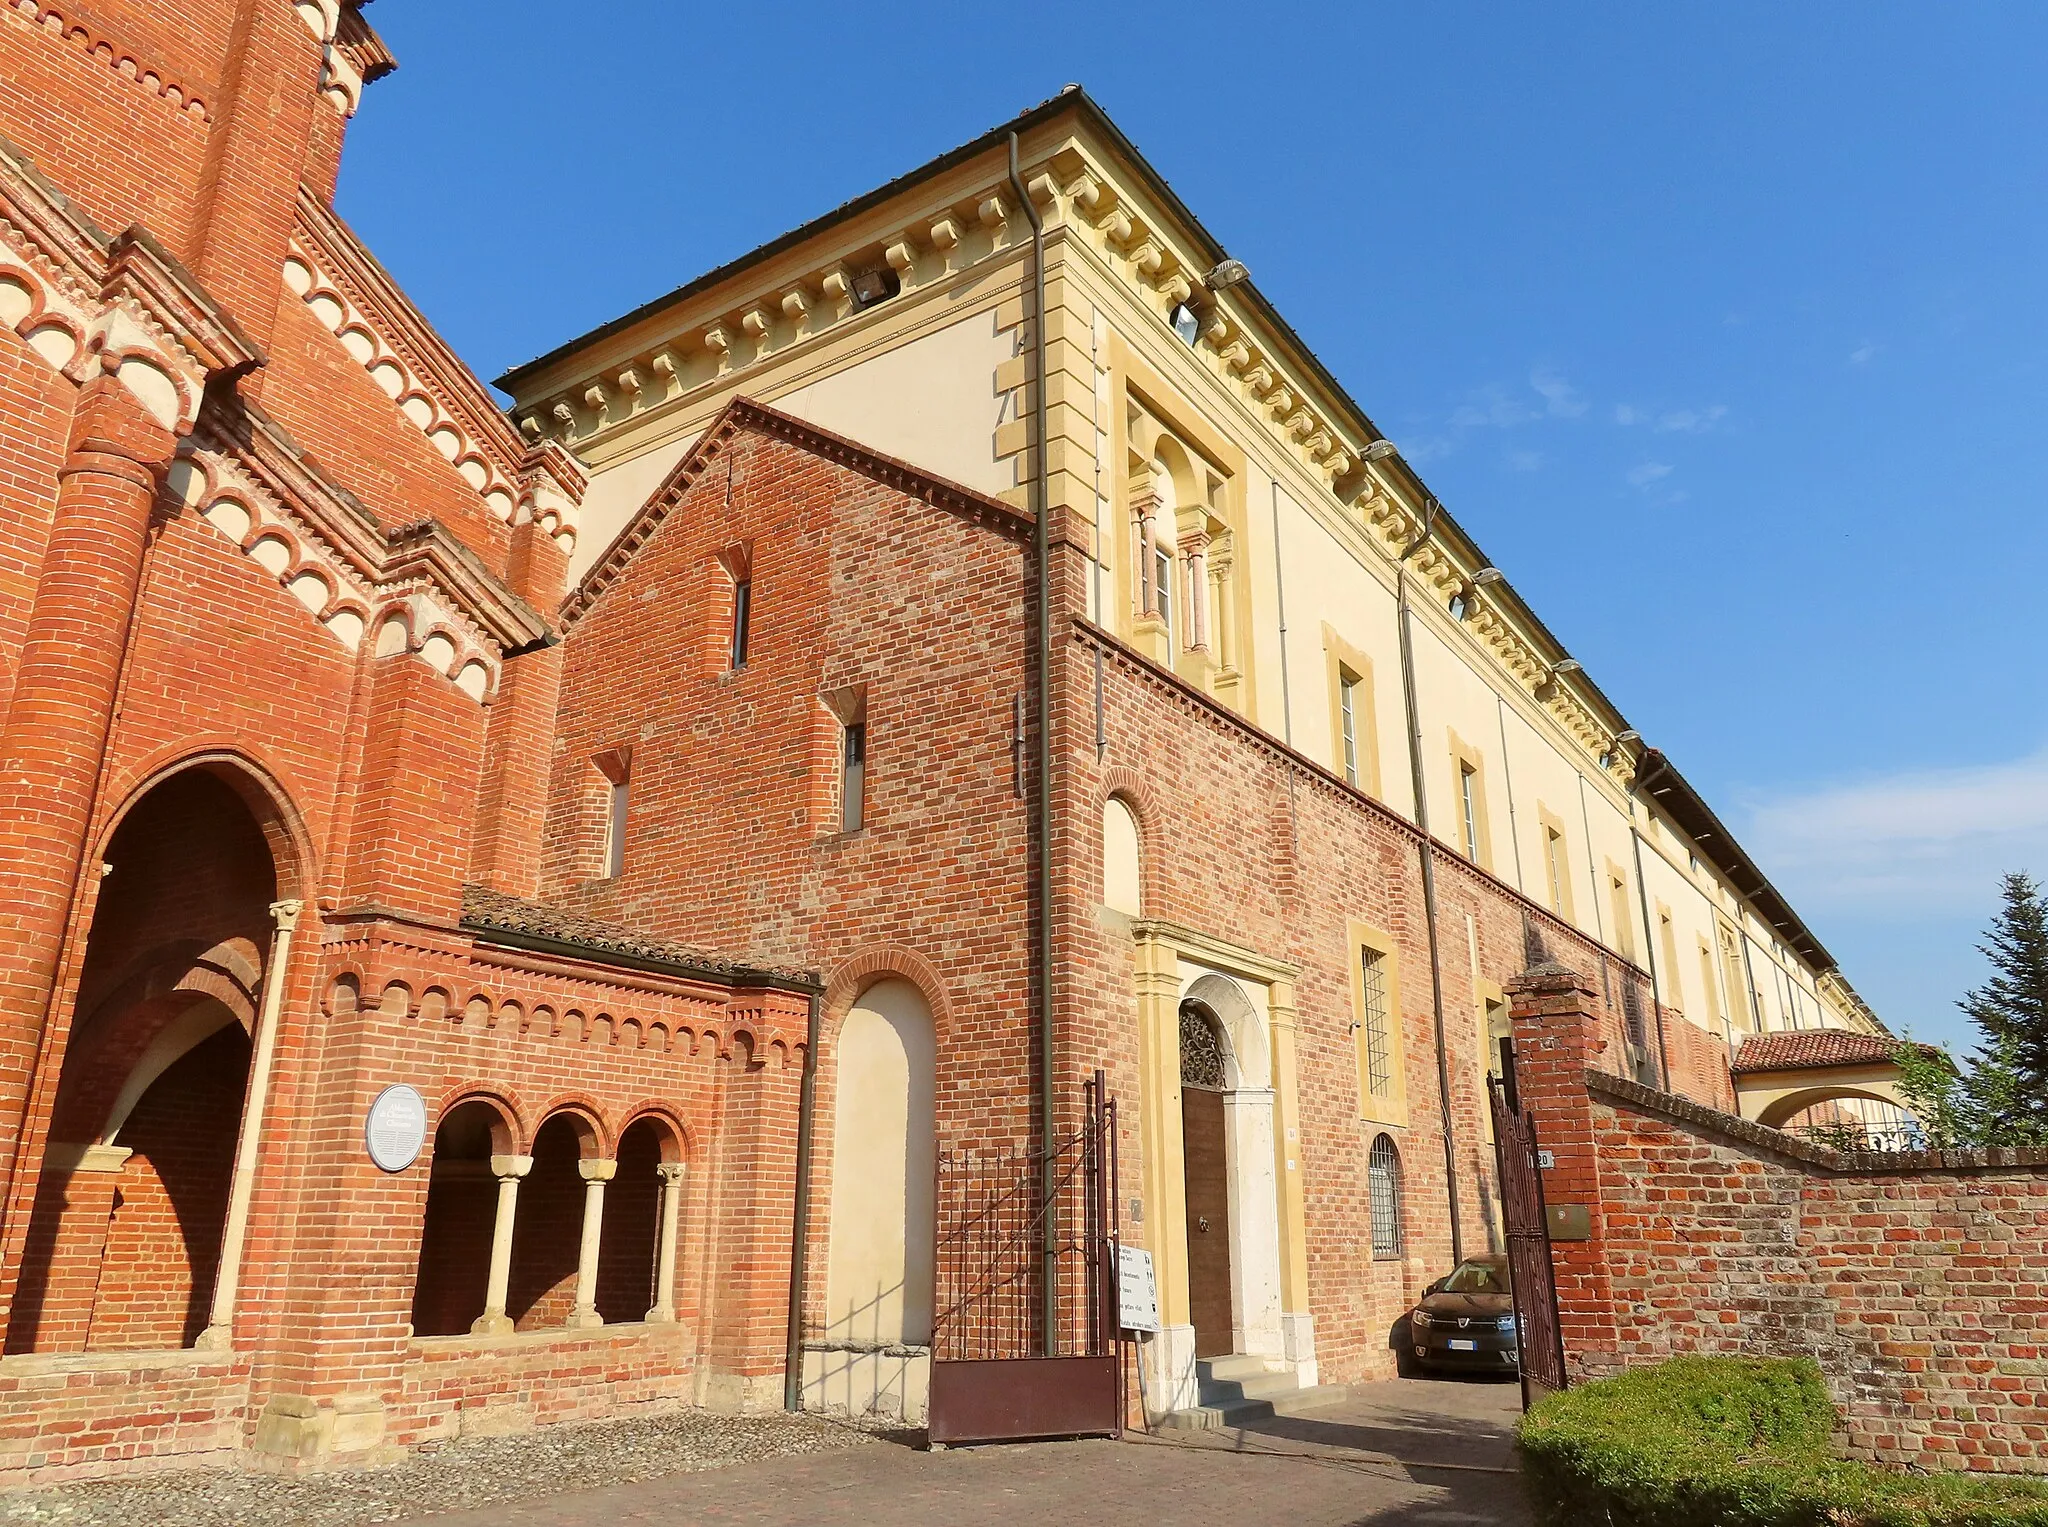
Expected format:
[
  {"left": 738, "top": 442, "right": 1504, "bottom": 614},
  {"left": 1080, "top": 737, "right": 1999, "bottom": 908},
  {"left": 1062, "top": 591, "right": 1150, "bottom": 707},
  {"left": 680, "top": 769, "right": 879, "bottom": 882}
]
[{"left": 365, "top": 1084, "right": 428, "bottom": 1173}]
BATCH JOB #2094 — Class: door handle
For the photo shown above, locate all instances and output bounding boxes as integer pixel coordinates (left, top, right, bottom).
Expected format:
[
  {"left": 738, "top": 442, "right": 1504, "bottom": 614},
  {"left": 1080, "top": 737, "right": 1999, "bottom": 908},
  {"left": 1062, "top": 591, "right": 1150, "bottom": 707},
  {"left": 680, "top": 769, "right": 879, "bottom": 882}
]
[{"left": 1196, "top": 1215, "right": 1211, "bottom": 1233}]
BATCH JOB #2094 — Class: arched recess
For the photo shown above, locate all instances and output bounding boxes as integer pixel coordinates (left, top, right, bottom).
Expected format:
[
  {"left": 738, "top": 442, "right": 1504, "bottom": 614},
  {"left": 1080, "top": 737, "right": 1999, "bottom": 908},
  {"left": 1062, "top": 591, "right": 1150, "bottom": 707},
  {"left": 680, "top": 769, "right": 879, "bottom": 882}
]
[
  {"left": 810, "top": 977, "right": 935, "bottom": 1421},
  {"left": 408, "top": 1096, "right": 516, "bottom": 1338},
  {"left": 595, "top": 1112, "right": 685, "bottom": 1324},
  {"left": 507, "top": 1108, "right": 603, "bottom": 1330},
  {"left": 7, "top": 765, "right": 288, "bottom": 1355},
  {"left": 1757, "top": 1086, "right": 1913, "bottom": 1131},
  {"left": 1103, "top": 796, "right": 1144, "bottom": 915}
]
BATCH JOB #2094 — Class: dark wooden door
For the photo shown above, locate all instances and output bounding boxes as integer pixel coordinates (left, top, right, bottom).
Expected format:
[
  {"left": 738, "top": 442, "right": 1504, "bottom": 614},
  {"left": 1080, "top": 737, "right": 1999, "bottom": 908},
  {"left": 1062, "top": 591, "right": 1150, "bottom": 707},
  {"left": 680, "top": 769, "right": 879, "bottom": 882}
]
[{"left": 1181, "top": 1085, "right": 1233, "bottom": 1358}]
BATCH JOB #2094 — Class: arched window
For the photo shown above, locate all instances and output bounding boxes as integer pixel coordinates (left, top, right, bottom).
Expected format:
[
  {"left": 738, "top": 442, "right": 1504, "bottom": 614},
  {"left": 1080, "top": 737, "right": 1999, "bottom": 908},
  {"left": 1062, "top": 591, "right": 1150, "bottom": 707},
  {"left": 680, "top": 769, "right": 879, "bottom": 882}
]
[
  {"left": 1102, "top": 797, "right": 1142, "bottom": 914},
  {"left": 1367, "top": 1134, "right": 1403, "bottom": 1260}
]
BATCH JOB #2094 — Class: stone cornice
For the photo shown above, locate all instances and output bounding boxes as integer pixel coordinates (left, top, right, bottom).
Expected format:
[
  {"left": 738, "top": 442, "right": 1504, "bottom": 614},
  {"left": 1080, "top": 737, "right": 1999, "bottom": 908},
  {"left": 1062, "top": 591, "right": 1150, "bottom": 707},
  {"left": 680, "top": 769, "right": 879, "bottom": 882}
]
[{"left": 562, "top": 394, "right": 1031, "bottom": 631}]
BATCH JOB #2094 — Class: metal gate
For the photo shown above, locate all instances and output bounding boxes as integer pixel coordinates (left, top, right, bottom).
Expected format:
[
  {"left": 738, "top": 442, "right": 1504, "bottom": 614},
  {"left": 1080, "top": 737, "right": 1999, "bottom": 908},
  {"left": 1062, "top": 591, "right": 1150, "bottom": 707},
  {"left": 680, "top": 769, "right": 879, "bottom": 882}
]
[
  {"left": 927, "top": 1071, "right": 1122, "bottom": 1445},
  {"left": 1489, "top": 1072, "right": 1568, "bottom": 1407}
]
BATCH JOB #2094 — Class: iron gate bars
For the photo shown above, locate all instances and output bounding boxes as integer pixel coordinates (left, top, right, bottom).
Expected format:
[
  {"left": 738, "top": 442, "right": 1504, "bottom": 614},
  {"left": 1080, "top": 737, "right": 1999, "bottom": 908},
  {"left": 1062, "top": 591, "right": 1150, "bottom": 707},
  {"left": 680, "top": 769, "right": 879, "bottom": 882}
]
[
  {"left": 927, "top": 1071, "right": 1122, "bottom": 1445},
  {"left": 1489, "top": 1073, "right": 1569, "bottom": 1408}
]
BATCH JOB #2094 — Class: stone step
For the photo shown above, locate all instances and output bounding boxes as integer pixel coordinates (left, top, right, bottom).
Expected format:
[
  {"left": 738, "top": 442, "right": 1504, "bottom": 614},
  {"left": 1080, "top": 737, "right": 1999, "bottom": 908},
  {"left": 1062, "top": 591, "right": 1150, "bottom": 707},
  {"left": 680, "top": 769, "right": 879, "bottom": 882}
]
[
  {"left": 1198, "top": 1368, "right": 1300, "bottom": 1404},
  {"left": 1196, "top": 1353, "right": 1277, "bottom": 1384},
  {"left": 1156, "top": 1384, "right": 1350, "bottom": 1431}
]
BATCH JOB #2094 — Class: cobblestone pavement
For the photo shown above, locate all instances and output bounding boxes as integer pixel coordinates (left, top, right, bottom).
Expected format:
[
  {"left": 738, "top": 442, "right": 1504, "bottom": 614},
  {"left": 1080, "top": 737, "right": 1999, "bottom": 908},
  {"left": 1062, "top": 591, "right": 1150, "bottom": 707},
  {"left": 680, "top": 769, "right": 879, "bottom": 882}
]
[
  {"left": 0, "top": 1410, "right": 879, "bottom": 1527},
  {"left": 0, "top": 1375, "right": 1525, "bottom": 1526},
  {"left": 428, "top": 1375, "right": 1530, "bottom": 1527}
]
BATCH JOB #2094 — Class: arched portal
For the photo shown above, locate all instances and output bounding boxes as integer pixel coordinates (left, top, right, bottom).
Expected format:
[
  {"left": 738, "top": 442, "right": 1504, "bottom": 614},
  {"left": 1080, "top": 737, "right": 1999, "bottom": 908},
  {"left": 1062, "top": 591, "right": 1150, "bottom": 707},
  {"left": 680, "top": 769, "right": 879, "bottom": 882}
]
[
  {"left": 6, "top": 769, "right": 280, "bottom": 1355},
  {"left": 595, "top": 1115, "right": 683, "bottom": 1325},
  {"left": 408, "top": 1098, "right": 513, "bottom": 1337},
  {"left": 813, "top": 977, "right": 935, "bottom": 1421},
  {"left": 507, "top": 1111, "right": 599, "bottom": 1330},
  {"left": 1178, "top": 999, "right": 1233, "bottom": 1359}
]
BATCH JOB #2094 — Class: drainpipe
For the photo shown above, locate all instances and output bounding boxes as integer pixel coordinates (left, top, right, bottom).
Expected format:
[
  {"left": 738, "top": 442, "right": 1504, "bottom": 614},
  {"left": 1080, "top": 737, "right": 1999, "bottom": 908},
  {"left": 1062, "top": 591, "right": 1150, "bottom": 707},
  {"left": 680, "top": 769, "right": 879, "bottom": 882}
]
[
  {"left": 1394, "top": 500, "right": 1463, "bottom": 1268},
  {"left": 1623, "top": 769, "right": 1673, "bottom": 1093},
  {"left": 783, "top": 987, "right": 822, "bottom": 1412},
  {"left": 1008, "top": 133, "right": 1059, "bottom": 1355}
]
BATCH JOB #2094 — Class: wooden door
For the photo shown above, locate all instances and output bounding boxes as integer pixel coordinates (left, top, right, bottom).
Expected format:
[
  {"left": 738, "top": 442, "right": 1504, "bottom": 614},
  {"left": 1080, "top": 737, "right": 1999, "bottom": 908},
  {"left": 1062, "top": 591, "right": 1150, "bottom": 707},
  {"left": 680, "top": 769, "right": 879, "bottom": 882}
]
[{"left": 1181, "top": 1085, "right": 1233, "bottom": 1358}]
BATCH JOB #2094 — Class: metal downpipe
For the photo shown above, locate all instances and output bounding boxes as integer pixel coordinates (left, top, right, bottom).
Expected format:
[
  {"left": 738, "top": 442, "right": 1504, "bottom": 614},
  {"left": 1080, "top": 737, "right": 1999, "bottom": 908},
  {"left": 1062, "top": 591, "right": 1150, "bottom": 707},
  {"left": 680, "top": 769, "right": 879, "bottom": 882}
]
[
  {"left": 1395, "top": 506, "right": 1464, "bottom": 1268},
  {"left": 1008, "top": 132, "right": 1059, "bottom": 1355},
  {"left": 783, "top": 987, "right": 822, "bottom": 1411}
]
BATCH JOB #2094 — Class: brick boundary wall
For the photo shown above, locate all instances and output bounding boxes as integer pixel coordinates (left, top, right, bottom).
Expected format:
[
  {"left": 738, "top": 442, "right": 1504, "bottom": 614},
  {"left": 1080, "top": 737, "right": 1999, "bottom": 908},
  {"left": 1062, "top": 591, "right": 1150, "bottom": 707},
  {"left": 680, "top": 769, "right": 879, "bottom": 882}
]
[{"left": 1507, "top": 961, "right": 2048, "bottom": 1475}]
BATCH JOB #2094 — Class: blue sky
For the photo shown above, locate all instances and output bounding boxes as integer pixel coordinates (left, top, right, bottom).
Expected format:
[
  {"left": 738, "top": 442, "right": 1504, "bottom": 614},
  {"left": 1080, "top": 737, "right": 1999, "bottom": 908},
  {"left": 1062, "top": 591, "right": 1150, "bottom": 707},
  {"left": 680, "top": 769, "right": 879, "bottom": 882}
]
[{"left": 339, "top": 4, "right": 2047, "bottom": 1054}]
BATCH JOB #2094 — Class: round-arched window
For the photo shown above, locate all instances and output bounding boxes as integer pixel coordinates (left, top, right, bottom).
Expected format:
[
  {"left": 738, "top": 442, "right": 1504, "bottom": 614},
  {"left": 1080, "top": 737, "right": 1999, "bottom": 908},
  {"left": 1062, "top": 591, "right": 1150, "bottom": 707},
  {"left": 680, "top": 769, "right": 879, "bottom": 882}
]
[{"left": 1368, "top": 1134, "right": 1403, "bottom": 1259}]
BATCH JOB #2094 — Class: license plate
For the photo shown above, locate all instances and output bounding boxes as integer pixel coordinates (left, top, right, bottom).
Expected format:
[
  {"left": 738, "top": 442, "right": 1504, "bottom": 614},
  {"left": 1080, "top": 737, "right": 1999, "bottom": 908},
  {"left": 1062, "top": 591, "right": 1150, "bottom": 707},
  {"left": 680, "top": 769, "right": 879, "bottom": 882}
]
[{"left": 1448, "top": 1339, "right": 1477, "bottom": 1352}]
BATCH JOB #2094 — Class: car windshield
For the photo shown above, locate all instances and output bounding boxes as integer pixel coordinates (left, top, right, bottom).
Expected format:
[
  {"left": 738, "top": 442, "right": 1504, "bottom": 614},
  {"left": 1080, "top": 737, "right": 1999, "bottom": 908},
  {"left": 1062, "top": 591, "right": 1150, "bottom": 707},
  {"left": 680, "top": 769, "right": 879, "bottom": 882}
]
[{"left": 1441, "top": 1260, "right": 1510, "bottom": 1294}]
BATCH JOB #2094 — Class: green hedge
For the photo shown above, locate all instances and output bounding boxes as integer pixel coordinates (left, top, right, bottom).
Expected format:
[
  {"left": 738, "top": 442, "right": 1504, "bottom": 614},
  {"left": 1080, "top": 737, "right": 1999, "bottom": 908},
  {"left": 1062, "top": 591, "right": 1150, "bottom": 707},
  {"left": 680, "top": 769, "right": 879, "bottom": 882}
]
[{"left": 1516, "top": 1356, "right": 2048, "bottom": 1526}]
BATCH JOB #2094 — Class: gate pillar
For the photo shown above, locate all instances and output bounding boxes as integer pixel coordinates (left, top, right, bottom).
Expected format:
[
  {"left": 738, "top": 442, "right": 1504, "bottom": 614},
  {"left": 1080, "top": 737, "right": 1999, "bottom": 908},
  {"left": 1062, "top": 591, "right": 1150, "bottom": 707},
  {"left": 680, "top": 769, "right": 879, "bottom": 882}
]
[{"left": 1503, "top": 961, "right": 1619, "bottom": 1382}]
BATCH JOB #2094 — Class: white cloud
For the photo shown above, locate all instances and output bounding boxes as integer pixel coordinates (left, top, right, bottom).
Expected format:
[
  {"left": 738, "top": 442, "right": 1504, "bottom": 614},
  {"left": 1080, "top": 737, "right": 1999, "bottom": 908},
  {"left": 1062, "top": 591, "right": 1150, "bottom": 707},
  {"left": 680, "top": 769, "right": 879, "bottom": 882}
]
[
  {"left": 1614, "top": 404, "right": 1642, "bottom": 426},
  {"left": 1450, "top": 384, "right": 1536, "bottom": 429},
  {"left": 1741, "top": 748, "right": 2048, "bottom": 918},
  {"left": 1402, "top": 435, "right": 1454, "bottom": 464},
  {"left": 1626, "top": 461, "right": 1672, "bottom": 488},
  {"left": 1655, "top": 404, "right": 1727, "bottom": 434},
  {"left": 1506, "top": 448, "right": 1543, "bottom": 472},
  {"left": 1530, "top": 368, "right": 1588, "bottom": 418},
  {"left": 1849, "top": 340, "right": 1881, "bottom": 365}
]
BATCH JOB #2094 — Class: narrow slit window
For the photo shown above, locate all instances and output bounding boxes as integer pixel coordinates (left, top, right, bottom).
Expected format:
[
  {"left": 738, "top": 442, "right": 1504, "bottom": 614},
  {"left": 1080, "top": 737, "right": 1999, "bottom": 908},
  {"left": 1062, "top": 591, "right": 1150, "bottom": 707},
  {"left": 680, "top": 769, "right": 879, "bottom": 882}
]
[
  {"left": 1359, "top": 947, "right": 1392, "bottom": 1100},
  {"left": 840, "top": 720, "right": 866, "bottom": 833},
  {"left": 1339, "top": 671, "right": 1361, "bottom": 787},
  {"left": 1459, "top": 763, "right": 1481, "bottom": 861},
  {"left": 1155, "top": 544, "right": 1174, "bottom": 648},
  {"left": 730, "top": 578, "right": 751, "bottom": 670},
  {"left": 596, "top": 761, "right": 630, "bottom": 880}
]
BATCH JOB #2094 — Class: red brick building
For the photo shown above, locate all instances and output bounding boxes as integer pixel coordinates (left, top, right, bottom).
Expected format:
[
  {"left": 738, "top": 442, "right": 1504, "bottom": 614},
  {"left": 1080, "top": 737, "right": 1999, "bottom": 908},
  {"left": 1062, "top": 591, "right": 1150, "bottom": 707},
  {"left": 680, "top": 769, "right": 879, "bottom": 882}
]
[{"left": 0, "top": 0, "right": 1934, "bottom": 1487}]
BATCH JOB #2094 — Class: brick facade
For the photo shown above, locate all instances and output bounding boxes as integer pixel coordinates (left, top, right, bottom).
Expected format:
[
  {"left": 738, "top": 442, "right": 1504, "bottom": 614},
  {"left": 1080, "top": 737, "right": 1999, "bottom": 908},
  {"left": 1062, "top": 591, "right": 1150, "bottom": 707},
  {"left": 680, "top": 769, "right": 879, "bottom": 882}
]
[{"left": 1506, "top": 964, "right": 2048, "bottom": 1474}]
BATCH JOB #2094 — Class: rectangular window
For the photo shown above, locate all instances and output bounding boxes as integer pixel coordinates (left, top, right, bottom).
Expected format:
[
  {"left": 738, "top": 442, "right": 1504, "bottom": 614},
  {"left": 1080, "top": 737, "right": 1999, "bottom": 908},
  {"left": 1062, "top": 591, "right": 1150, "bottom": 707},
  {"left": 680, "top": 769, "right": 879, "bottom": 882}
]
[
  {"left": 1544, "top": 828, "right": 1568, "bottom": 915},
  {"left": 1360, "top": 947, "right": 1393, "bottom": 1099},
  {"left": 1609, "top": 873, "right": 1636, "bottom": 960},
  {"left": 840, "top": 720, "right": 866, "bottom": 833},
  {"left": 1339, "top": 672, "right": 1361, "bottom": 787},
  {"left": 1459, "top": 763, "right": 1481, "bottom": 861},
  {"left": 605, "top": 778, "right": 628, "bottom": 878},
  {"left": 729, "top": 578, "right": 751, "bottom": 669},
  {"left": 1155, "top": 546, "right": 1174, "bottom": 648}
]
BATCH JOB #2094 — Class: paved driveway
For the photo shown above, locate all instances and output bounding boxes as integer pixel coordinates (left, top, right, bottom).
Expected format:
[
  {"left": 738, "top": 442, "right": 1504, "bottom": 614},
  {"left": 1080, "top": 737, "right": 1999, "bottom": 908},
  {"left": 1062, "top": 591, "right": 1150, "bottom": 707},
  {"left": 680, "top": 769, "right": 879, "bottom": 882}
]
[{"left": 428, "top": 1376, "right": 1529, "bottom": 1527}]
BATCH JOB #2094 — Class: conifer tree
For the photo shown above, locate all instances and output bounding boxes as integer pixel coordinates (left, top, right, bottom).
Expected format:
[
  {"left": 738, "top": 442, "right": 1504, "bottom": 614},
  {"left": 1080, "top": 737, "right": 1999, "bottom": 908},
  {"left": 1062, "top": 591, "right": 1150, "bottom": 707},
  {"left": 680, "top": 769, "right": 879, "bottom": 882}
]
[{"left": 1896, "top": 872, "right": 2048, "bottom": 1148}]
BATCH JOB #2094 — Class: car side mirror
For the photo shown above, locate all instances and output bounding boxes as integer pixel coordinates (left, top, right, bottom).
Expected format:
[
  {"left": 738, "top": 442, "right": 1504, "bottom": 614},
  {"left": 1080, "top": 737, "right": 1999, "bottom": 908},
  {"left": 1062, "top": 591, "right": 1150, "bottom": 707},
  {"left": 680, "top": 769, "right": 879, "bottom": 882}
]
[{"left": 1424, "top": 1278, "right": 1446, "bottom": 1296}]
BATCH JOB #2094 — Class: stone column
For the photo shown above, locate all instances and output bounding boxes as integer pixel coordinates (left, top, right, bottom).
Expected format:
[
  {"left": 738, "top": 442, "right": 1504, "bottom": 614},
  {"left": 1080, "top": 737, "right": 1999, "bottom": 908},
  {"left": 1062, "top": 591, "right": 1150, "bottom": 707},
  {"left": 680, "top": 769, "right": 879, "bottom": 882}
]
[
  {"left": 1266, "top": 980, "right": 1316, "bottom": 1384},
  {"left": 1130, "top": 491, "right": 1159, "bottom": 619},
  {"left": 647, "top": 1162, "right": 686, "bottom": 1323},
  {"left": 567, "top": 1158, "right": 615, "bottom": 1329},
  {"left": 196, "top": 898, "right": 303, "bottom": 1349},
  {"left": 0, "top": 381, "right": 176, "bottom": 1230},
  {"left": 473, "top": 1154, "right": 533, "bottom": 1336},
  {"left": 1179, "top": 528, "right": 1211, "bottom": 652}
]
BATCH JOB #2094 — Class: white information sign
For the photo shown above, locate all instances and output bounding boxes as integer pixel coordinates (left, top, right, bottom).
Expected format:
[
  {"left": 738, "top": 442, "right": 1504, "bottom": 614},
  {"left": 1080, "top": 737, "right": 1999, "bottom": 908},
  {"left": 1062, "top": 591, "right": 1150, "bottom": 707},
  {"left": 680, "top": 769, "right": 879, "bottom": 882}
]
[
  {"left": 365, "top": 1084, "right": 428, "bottom": 1173},
  {"left": 1118, "top": 1245, "right": 1160, "bottom": 1333}
]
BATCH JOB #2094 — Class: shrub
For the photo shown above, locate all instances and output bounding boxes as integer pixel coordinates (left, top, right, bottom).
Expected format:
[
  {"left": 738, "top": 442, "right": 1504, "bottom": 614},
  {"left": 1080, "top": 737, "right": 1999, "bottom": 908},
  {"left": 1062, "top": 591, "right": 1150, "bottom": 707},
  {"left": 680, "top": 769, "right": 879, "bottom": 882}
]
[{"left": 1517, "top": 1356, "right": 2048, "bottom": 1526}]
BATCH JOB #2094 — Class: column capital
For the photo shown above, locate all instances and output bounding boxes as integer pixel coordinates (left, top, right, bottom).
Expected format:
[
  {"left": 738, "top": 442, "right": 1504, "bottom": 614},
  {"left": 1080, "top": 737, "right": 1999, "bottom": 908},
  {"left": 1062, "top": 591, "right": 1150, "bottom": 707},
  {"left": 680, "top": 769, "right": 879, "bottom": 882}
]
[
  {"left": 490, "top": 1154, "right": 533, "bottom": 1180},
  {"left": 61, "top": 375, "right": 179, "bottom": 479},
  {"left": 269, "top": 898, "right": 304, "bottom": 932},
  {"left": 655, "top": 1161, "right": 687, "bottom": 1184},
  {"left": 578, "top": 1158, "right": 617, "bottom": 1182}
]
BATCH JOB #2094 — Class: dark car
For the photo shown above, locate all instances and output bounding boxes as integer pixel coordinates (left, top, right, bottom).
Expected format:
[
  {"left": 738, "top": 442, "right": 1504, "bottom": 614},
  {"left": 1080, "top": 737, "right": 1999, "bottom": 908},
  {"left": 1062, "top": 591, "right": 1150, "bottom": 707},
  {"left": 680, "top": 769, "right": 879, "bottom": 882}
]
[{"left": 1407, "top": 1254, "right": 1518, "bottom": 1375}]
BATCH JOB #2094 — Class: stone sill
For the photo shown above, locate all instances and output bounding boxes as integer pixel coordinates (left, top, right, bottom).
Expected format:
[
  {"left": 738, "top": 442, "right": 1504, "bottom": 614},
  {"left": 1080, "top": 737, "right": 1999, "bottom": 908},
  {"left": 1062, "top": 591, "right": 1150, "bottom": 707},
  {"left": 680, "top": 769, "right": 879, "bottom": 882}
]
[
  {"left": 410, "top": 1321, "right": 687, "bottom": 1357},
  {"left": 0, "top": 1346, "right": 242, "bottom": 1378}
]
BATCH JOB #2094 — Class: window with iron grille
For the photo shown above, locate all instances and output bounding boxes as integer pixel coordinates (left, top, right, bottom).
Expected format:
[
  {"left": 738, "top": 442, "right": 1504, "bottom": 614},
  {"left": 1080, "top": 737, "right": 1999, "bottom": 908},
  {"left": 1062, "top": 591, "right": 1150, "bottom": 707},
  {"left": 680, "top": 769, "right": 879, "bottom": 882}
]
[
  {"left": 1179, "top": 1002, "right": 1226, "bottom": 1090},
  {"left": 1360, "top": 946, "right": 1392, "bottom": 1099},
  {"left": 1368, "top": 1134, "right": 1403, "bottom": 1258}
]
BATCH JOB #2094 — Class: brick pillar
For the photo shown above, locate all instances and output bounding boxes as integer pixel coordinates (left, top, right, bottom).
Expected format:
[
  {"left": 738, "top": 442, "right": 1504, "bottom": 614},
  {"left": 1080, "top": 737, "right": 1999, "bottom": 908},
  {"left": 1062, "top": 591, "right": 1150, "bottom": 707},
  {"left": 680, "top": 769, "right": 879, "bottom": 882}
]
[
  {"left": 1503, "top": 960, "right": 1619, "bottom": 1380},
  {"left": 188, "top": 0, "right": 324, "bottom": 358},
  {"left": 0, "top": 378, "right": 175, "bottom": 1233},
  {"left": 339, "top": 650, "right": 488, "bottom": 922},
  {"left": 469, "top": 520, "right": 567, "bottom": 895}
]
